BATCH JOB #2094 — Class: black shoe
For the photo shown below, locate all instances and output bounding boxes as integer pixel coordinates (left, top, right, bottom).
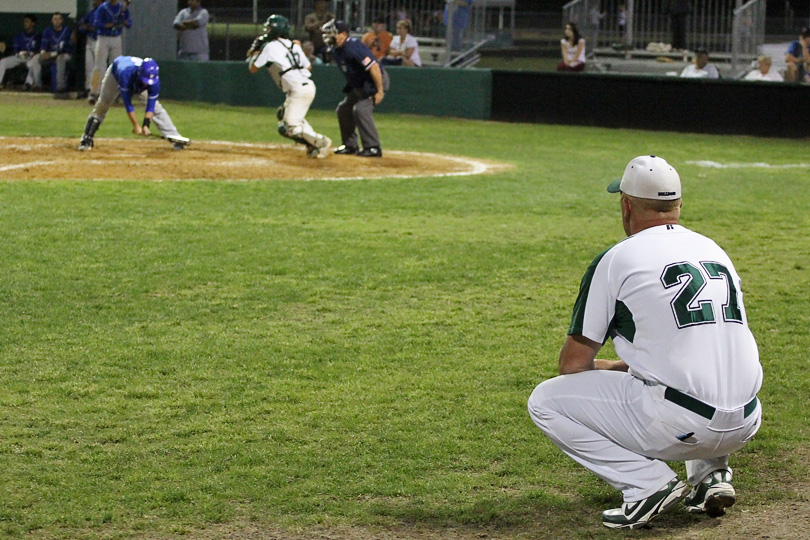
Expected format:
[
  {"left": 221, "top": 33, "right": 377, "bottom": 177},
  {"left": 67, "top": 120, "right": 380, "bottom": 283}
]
[
  {"left": 334, "top": 145, "right": 359, "bottom": 155},
  {"left": 358, "top": 147, "right": 382, "bottom": 158},
  {"left": 78, "top": 136, "right": 94, "bottom": 151}
]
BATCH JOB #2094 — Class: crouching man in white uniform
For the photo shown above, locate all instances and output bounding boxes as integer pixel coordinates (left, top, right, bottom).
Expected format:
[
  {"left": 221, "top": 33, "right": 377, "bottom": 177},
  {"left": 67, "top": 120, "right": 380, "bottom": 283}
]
[
  {"left": 247, "top": 14, "right": 331, "bottom": 158},
  {"left": 528, "top": 155, "right": 763, "bottom": 530}
]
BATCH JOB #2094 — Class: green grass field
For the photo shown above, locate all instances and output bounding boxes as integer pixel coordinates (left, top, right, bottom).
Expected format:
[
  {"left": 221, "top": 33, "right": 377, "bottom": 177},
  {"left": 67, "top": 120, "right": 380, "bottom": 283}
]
[{"left": 0, "top": 94, "right": 808, "bottom": 540}]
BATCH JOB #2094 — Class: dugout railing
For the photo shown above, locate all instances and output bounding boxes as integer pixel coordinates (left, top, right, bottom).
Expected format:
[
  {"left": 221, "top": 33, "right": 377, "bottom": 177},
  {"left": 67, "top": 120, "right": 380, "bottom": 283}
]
[{"left": 562, "top": 0, "right": 766, "bottom": 72}]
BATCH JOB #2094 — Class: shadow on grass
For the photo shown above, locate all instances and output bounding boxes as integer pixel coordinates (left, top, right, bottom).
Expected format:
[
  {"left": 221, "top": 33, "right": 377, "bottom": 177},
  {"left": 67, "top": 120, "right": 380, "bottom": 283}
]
[{"left": 361, "top": 489, "right": 720, "bottom": 539}]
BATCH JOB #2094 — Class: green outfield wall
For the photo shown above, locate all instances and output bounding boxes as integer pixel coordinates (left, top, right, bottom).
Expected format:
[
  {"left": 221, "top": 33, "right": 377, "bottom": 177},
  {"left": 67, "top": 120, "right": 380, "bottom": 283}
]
[{"left": 157, "top": 61, "right": 493, "bottom": 120}]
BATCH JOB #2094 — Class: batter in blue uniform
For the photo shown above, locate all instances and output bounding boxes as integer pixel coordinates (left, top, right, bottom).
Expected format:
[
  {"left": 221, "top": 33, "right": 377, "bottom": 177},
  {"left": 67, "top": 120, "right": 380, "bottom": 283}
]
[
  {"left": 322, "top": 20, "right": 389, "bottom": 157},
  {"left": 79, "top": 56, "right": 190, "bottom": 151}
]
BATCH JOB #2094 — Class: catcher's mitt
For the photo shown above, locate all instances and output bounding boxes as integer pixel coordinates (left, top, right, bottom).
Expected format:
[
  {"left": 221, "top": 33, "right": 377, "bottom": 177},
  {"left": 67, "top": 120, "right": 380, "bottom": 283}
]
[{"left": 247, "top": 33, "right": 270, "bottom": 57}]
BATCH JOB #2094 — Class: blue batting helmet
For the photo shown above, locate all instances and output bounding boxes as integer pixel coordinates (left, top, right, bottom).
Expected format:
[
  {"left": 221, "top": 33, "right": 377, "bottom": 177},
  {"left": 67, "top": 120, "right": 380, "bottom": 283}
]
[{"left": 139, "top": 58, "right": 159, "bottom": 86}]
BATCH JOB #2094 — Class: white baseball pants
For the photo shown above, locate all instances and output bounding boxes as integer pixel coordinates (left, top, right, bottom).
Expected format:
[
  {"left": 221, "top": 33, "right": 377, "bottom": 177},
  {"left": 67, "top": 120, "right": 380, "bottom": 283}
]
[
  {"left": 0, "top": 54, "right": 42, "bottom": 88},
  {"left": 527, "top": 370, "right": 761, "bottom": 502},
  {"left": 84, "top": 38, "right": 96, "bottom": 91},
  {"left": 90, "top": 65, "right": 182, "bottom": 138},
  {"left": 40, "top": 54, "right": 72, "bottom": 92},
  {"left": 282, "top": 80, "right": 326, "bottom": 146},
  {"left": 91, "top": 35, "right": 122, "bottom": 96}
]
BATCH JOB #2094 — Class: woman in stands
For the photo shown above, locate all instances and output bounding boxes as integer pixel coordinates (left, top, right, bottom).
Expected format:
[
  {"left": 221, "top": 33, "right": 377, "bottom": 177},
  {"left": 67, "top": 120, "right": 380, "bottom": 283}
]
[
  {"left": 557, "top": 22, "right": 586, "bottom": 72},
  {"left": 383, "top": 19, "right": 422, "bottom": 67}
]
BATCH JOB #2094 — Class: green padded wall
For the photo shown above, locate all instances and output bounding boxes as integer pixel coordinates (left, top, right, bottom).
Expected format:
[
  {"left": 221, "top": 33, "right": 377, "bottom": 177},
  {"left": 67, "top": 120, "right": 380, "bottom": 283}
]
[{"left": 157, "top": 61, "right": 492, "bottom": 119}]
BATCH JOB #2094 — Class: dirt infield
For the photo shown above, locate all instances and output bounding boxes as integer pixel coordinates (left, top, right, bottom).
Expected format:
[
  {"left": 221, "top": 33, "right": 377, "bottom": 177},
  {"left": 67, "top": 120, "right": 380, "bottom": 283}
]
[{"left": 0, "top": 137, "right": 510, "bottom": 182}]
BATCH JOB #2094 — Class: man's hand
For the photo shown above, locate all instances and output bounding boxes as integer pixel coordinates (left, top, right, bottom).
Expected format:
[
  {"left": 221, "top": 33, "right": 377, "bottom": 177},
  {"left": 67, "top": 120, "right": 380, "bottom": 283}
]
[
  {"left": 133, "top": 125, "right": 143, "bottom": 136},
  {"left": 373, "top": 90, "right": 384, "bottom": 105},
  {"left": 141, "top": 125, "right": 151, "bottom": 137}
]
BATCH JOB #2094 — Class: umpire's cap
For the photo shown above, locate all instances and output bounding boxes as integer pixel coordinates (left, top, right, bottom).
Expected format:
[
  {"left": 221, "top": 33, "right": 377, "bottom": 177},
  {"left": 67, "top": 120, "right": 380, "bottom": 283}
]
[
  {"left": 139, "top": 58, "right": 159, "bottom": 86},
  {"left": 607, "top": 156, "right": 681, "bottom": 200}
]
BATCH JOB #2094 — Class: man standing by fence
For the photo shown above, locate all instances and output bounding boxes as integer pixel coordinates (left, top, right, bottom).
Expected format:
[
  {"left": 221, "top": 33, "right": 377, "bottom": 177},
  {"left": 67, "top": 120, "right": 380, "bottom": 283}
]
[
  {"left": 668, "top": 0, "right": 691, "bottom": 51},
  {"left": 174, "top": 0, "right": 210, "bottom": 61},
  {"left": 89, "top": 0, "right": 132, "bottom": 104}
]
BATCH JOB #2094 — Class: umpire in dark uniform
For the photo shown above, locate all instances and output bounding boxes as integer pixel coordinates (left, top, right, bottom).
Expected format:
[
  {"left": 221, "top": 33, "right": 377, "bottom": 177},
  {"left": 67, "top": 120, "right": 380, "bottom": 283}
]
[{"left": 323, "top": 20, "right": 389, "bottom": 158}]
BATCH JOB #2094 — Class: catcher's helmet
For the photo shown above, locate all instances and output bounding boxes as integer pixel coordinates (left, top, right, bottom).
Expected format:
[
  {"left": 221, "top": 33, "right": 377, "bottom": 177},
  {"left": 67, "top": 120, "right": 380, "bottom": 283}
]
[
  {"left": 138, "top": 58, "right": 159, "bottom": 86},
  {"left": 264, "top": 14, "right": 291, "bottom": 39},
  {"left": 321, "top": 19, "right": 349, "bottom": 47}
]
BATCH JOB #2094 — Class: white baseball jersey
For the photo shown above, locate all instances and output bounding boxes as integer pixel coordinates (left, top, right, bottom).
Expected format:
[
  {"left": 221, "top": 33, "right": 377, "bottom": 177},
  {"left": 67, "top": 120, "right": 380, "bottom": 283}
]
[
  {"left": 253, "top": 38, "right": 312, "bottom": 92},
  {"left": 570, "top": 224, "right": 762, "bottom": 410}
]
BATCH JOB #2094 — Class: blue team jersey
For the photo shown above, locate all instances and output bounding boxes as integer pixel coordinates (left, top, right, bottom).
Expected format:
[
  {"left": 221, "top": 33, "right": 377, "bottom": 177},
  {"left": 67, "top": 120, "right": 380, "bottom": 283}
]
[
  {"left": 41, "top": 26, "right": 74, "bottom": 55},
  {"left": 78, "top": 7, "right": 100, "bottom": 40},
  {"left": 13, "top": 30, "right": 41, "bottom": 54},
  {"left": 94, "top": 1, "right": 132, "bottom": 37},
  {"left": 111, "top": 56, "right": 160, "bottom": 114},
  {"left": 331, "top": 37, "right": 382, "bottom": 97}
]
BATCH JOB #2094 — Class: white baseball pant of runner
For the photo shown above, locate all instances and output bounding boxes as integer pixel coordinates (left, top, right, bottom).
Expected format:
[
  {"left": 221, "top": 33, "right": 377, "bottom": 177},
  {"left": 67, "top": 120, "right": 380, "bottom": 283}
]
[
  {"left": 527, "top": 370, "right": 761, "bottom": 502},
  {"left": 89, "top": 65, "right": 181, "bottom": 138},
  {"left": 282, "top": 80, "right": 325, "bottom": 146},
  {"left": 91, "top": 35, "right": 122, "bottom": 96}
]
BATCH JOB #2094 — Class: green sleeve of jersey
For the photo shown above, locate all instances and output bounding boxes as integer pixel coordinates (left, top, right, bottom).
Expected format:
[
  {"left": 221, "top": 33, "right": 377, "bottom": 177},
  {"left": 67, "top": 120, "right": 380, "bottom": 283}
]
[{"left": 567, "top": 246, "right": 612, "bottom": 338}]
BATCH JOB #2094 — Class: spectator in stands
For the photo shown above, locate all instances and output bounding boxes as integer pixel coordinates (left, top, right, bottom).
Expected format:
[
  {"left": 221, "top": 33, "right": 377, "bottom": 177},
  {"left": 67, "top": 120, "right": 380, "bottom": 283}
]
[
  {"left": 617, "top": 3, "right": 627, "bottom": 40},
  {"left": 680, "top": 48, "right": 719, "bottom": 78},
  {"left": 77, "top": 0, "right": 103, "bottom": 99},
  {"left": 173, "top": 0, "right": 210, "bottom": 61},
  {"left": 383, "top": 19, "right": 421, "bottom": 67},
  {"left": 667, "top": 0, "right": 691, "bottom": 52},
  {"left": 744, "top": 55, "right": 783, "bottom": 82},
  {"left": 589, "top": 4, "right": 605, "bottom": 43},
  {"left": 362, "top": 16, "right": 393, "bottom": 61},
  {"left": 304, "top": 0, "right": 334, "bottom": 62},
  {"left": 557, "top": 22, "right": 586, "bottom": 72},
  {"left": 0, "top": 14, "right": 42, "bottom": 91},
  {"left": 302, "top": 40, "right": 323, "bottom": 65},
  {"left": 39, "top": 12, "right": 75, "bottom": 96},
  {"left": 444, "top": 0, "right": 472, "bottom": 51},
  {"left": 785, "top": 27, "right": 810, "bottom": 83}
]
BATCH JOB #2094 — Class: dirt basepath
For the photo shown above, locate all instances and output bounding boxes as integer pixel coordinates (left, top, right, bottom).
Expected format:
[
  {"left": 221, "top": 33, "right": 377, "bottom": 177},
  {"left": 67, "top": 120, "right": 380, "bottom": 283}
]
[{"left": 0, "top": 137, "right": 509, "bottom": 182}]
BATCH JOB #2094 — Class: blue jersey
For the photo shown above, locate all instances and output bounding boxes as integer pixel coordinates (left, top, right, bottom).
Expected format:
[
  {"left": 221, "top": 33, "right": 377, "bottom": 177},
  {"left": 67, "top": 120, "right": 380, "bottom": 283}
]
[
  {"left": 94, "top": 1, "right": 132, "bottom": 37},
  {"left": 12, "top": 30, "right": 41, "bottom": 54},
  {"left": 111, "top": 56, "right": 159, "bottom": 114},
  {"left": 78, "top": 6, "right": 101, "bottom": 40},
  {"left": 41, "top": 26, "right": 74, "bottom": 55},
  {"left": 331, "top": 37, "right": 383, "bottom": 97}
]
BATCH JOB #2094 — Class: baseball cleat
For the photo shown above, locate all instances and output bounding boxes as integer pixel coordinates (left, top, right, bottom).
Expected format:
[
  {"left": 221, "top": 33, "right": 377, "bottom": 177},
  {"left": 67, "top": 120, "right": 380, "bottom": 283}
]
[
  {"left": 602, "top": 478, "right": 690, "bottom": 529},
  {"left": 334, "top": 144, "right": 358, "bottom": 155},
  {"left": 166, "top": 135, "right": 190, "bottom": 147},
  {"left": 313, "top": 136, "right": 331, "bottom": 159},
  {"left": 78, "top": 136, "right": 94, "bottom": 151},
  {"left": 684, "top": 469, "right": 735, "bottom": 517},
  {"left": 357, "top": 146, "right": 382, "bottom": 158}
]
